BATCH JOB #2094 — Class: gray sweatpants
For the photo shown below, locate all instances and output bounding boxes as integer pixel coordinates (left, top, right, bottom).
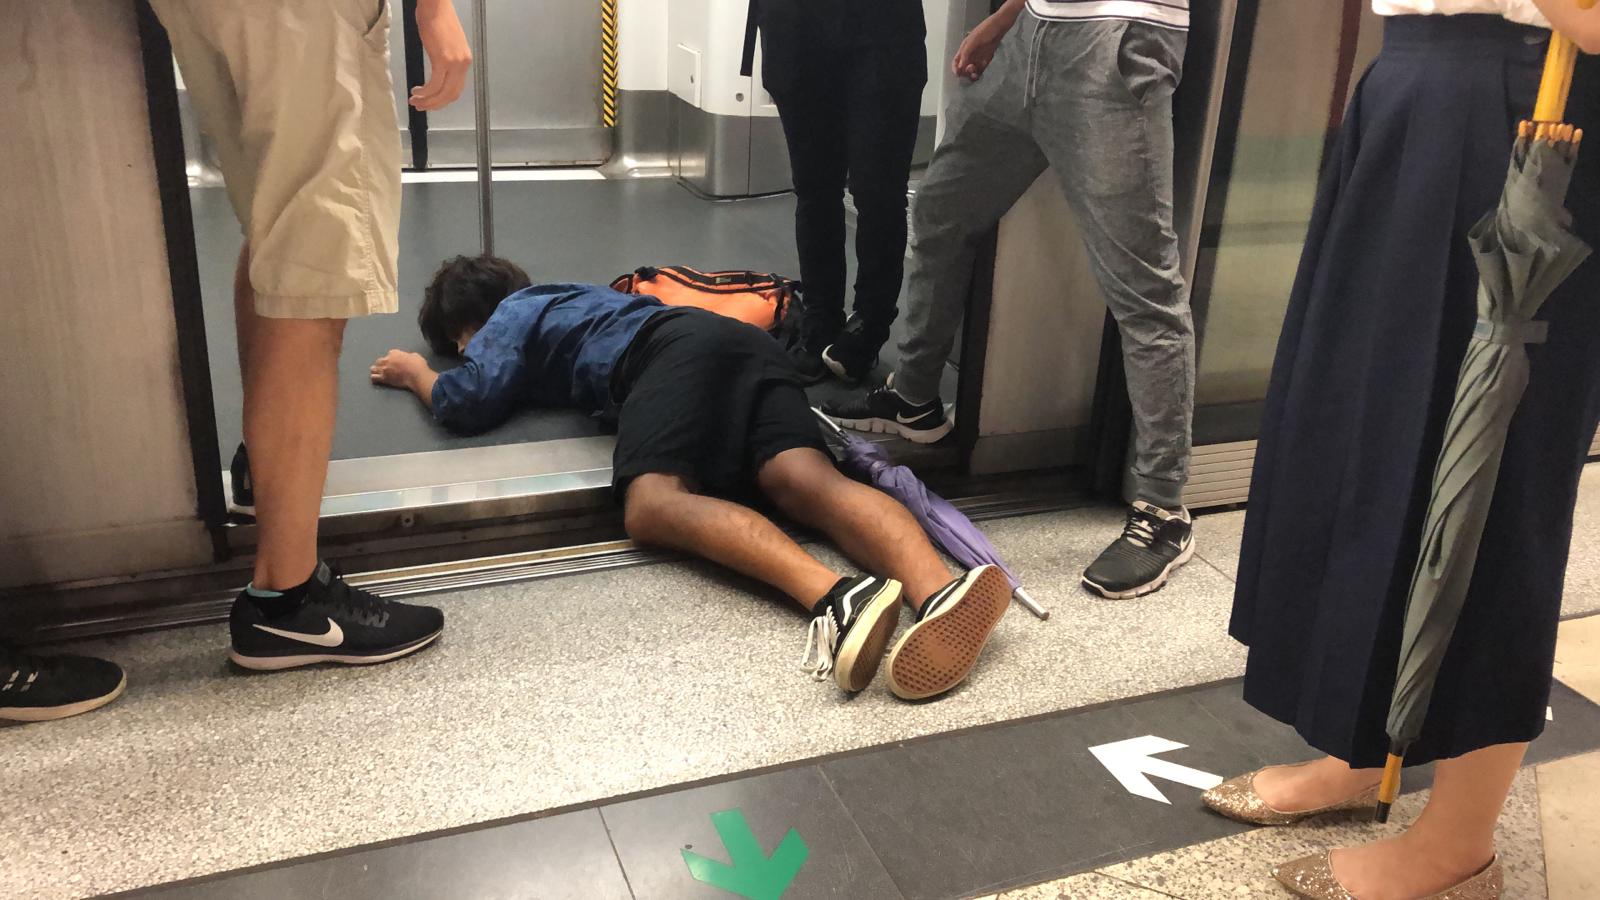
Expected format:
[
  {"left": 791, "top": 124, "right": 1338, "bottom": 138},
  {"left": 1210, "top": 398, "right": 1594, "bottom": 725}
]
[{"left": 894, "top": 12, "right": 1194, "bottom": 508}]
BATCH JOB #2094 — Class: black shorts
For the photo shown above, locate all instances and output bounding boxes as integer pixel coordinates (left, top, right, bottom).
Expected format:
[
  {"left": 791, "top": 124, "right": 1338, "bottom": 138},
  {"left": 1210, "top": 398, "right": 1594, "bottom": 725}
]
[{"left": 611, "top": 310, "right": 829, "bottom": 502}]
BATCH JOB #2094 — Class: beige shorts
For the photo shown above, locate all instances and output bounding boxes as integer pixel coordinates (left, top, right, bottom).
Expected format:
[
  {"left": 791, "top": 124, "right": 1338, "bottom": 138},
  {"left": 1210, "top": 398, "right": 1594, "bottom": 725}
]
[{"left": 152, "top": 0, "right": 402, "bottom": 319}]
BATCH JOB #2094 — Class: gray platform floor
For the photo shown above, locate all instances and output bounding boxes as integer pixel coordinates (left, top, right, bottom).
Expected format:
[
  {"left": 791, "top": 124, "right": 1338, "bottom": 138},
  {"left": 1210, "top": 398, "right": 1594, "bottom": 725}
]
[
  {"left": 191, "top": 178, "right": 948, "bottom": 464},
  {"left": 10, "top": 470, "right": 1600, "bottom": 899}
]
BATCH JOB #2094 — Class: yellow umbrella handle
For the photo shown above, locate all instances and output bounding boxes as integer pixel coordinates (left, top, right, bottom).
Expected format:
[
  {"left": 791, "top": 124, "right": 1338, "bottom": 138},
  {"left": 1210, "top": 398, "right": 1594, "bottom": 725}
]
[{"left": 1535, "top": 0, "right": 1597, "bottom": 123}]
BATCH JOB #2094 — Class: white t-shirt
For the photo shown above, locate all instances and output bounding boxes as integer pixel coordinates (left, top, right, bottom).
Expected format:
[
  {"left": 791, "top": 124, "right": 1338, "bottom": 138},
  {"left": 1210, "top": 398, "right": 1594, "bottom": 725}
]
[
  {"left": 1025, "top": 1, "right": 1190, "bottom": 31},
  {"left": 1371, "top": 0, "right": 1551, "bottom": 29}
]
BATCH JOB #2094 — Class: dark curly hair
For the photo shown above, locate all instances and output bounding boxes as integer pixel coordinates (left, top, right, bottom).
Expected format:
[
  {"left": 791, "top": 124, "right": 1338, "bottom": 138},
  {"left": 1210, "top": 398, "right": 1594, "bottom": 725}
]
[{"left": 418, "top": 255, "right": 533, "bottom": 356}]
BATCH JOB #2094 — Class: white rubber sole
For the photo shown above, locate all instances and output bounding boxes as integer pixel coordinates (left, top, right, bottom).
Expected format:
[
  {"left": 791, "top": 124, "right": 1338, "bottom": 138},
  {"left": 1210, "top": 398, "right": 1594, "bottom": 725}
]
[
  {"left": 229, "top": 630, "right": 442, "bottom": 671},
  {"left": 0, "top": 672, "right": 127, "bottom": 722},
  {"left": 1082, "top": 540, "right": 1197, "bottom": 600},
  {"left": 831, "top": 580, "right": 904, "bottom": 693},
  {"left": 831, "top": 412, "right": 954, "bottom": 445}
]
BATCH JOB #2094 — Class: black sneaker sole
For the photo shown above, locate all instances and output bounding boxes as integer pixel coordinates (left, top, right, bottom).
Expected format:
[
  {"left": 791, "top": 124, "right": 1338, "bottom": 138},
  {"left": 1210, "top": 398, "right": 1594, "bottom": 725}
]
[
  {"left": 831, "top": 579, "right": 903, "bottom": 693},
  {"left": 830, "top": 413, "right": 954, "bottom": 445},
  {"left": 229, "top": 630, "right": 442, "bottom": 671},
  {"left": 1081, "top": 540, "right": 1196, "bottom": 600},
  {"left": 0, "top": 672, "right": 127, "bottom": 722},
  {"left": 886, "top": 566, "right": 1010, "bottom": 701}
]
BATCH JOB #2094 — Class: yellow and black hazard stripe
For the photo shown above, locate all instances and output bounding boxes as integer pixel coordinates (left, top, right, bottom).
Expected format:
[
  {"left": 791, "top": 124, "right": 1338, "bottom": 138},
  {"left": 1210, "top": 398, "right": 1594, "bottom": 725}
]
[{"left": 600, "top": 0, "right": 619, "bottom": 127}]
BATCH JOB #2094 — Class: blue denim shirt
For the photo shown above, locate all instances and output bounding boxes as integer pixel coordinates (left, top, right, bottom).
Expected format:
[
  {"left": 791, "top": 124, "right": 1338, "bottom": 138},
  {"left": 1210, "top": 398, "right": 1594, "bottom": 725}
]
[{"left": 430, "top": 283, "right": 667, "bottom": 433}]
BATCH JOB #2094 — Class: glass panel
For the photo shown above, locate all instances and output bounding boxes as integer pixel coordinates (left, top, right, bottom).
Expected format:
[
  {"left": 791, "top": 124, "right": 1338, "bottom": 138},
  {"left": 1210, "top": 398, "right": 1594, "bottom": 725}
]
[{"left": 1191, "top": 0, "right": 1382, "bottom": 443}]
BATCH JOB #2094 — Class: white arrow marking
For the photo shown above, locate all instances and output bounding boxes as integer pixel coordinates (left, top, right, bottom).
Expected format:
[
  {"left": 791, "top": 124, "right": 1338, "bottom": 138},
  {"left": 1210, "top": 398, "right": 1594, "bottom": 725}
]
[{"left": 1090, "top": 735, "right": 1224, "bottom": 804}]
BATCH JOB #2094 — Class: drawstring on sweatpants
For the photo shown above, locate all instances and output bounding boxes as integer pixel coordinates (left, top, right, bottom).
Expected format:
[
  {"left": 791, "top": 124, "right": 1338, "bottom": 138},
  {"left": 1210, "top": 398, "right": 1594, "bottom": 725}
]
[{"left": 1025, "top": 19, "right": 1049, "bottom": 106}]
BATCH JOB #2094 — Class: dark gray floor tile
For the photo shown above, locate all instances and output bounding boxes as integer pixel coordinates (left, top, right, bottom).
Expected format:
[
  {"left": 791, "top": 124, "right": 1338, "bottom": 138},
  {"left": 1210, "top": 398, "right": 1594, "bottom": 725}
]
[
  {"left": 600, "top": 764, "right": 903, "bottom": 900},
  {"left": 140, "top": 810, "right": 629, "bottom": 900},
  {"left": 822, "top": 718, "right": 1135, "bottom": 900}
]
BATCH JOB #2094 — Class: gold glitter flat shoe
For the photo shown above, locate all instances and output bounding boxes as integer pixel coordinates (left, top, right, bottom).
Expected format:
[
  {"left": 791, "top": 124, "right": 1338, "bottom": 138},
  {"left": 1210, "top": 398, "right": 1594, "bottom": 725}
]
[
  {"left": 1273, "top": 852, "right": 1502, "bottom": 899},
  {"left": 1201, "top": 766, "right": 1379, "bottom": 825}
]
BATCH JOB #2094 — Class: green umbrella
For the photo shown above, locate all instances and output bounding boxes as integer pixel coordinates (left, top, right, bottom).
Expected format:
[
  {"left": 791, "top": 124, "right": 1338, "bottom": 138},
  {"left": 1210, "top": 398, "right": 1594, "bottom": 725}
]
[{"left": 1375, "top": 115, "right": 1591, "bottom": 821}]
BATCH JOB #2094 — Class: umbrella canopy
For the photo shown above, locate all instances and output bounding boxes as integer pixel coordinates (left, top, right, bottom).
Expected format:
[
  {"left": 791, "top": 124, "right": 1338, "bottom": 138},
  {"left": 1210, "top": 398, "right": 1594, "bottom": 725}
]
[
  {"left": 813, "top": 409, "right": 1049, "bottom": 620},
  {"left": 1376, "top": 126, "right": 1590, "bottom": 822}
]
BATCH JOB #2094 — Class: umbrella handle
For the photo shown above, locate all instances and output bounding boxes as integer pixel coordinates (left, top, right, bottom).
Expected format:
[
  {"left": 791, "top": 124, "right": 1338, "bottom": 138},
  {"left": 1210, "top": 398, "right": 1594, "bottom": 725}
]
[
  {"left": 1012, "top": 587, "right": 1049, "bottom": 621},
  {"left": 810, "top": 406, "right": 848, "bottom": 438}
]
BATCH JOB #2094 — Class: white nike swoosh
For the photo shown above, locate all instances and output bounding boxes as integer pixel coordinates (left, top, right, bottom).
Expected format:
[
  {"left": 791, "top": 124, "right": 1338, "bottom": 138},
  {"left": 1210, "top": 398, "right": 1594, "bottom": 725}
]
[
  {"left": 253, "top": 618, "right": 345, "bottom": 648},
  {"left": 896, "top": 411, "right": 933, "bottom": 424}
]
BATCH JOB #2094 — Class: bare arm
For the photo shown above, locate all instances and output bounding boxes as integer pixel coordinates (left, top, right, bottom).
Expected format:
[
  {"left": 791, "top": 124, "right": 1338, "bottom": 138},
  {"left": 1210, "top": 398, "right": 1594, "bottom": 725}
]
[
  {"left": 954, "top": 0, "right": 1029, "bottom": 81},
  {"left": 411, "top": 0, "right": 472, "bottom": 110},
  {"left": 1531, "top": 0, "right": 1600, "bottom": 54}
]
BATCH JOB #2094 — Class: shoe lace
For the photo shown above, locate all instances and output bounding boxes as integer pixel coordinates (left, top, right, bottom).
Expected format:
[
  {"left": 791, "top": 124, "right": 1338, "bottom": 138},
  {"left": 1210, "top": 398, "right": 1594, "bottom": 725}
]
[
  {"left": 321, "top": 564, "right": 390, "bottom": 626},
  {"left": 1121, "top": 509, "right": 1162, "bottom": 549},
  {"left": 800, "top": 611, "right": 840, "bottom": 682}
]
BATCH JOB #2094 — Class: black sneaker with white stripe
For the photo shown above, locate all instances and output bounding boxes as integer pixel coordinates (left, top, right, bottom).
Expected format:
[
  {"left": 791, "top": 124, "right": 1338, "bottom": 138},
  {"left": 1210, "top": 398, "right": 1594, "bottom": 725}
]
[
  {"left": 0, "top": 644, "right": 126, "bottom": 722},
  {"left": 229, "top": 562, "right": 445, "bottom": 670},
  {"left": 801, "top": 575, "right": 903, "bottom": 692},
  {"left": 821, "top": 381, "right": 953, "bottom": 444},
  {"left": 820, "top": 317, "right": 883, "bottom": 383},
  {"left": 1081, "top": 502, "right": 1195, "bottom": 599}
]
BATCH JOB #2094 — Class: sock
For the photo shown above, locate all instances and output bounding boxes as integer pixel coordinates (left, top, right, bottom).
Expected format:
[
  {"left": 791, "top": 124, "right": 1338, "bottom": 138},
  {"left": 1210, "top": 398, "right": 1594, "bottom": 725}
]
[{"left": 245, "top": 575, "right": 314, "bottom": 617}]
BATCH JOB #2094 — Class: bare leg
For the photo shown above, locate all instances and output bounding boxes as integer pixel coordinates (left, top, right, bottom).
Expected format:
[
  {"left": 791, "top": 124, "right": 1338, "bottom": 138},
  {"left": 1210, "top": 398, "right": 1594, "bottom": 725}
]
[
  {"left": 1253, "top": 755, "right": 1382, "bottom": 812},
  {"left": 1328, "top": 742, "right": 1524, "bottom": 900},
  {"left": 757, "top": 449, "right": 953, "bottom": 607},
  {"left": 624, "top": 473, "right": 840, "bottom": 610},
  {"left": 238, "top": 244, "right": 345, "bottom": 589}
]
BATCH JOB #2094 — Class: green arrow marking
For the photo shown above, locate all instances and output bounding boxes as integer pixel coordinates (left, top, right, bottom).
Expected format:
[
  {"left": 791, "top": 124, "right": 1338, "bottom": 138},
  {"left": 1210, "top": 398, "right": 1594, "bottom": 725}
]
[{"left": 681, "top": 808, "right": 808, "bottom": 900}]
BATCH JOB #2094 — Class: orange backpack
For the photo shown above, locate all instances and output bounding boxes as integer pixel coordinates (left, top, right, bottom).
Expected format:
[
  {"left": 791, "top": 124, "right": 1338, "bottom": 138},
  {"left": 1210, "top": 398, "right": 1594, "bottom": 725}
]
[{"left": 609, "top": 265, "right": 799, "bottom": 335}]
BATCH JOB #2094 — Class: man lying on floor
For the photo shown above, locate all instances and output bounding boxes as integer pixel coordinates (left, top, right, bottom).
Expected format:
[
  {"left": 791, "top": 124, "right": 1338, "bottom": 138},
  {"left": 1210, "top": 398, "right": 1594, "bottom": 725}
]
[{"left": 368, "top": 255, "right": 1010, "bottom": 700}]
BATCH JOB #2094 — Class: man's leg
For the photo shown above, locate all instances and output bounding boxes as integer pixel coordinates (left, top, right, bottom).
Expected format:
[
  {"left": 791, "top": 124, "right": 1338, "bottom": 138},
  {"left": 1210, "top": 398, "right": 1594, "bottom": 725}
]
[
  {"left": 821, "top": 41, "right": 927, "bottom": 380},
  {"left": 756, "top": 449, "right": 951, "bottom": 606},
  {"left": 890, "top": 21, "right": 1050, "bottom": 405},
  {"left": 623, "top": 474, "right": 840, "bottom": 610},
  {"left": 236, "top": 247, "right": 344, "bottom": 589},
  {"left": 1032, "top": 22, "right": 1193, "bottom": 509},
  {"left": 770, "top": 73, "right": 850, "bottom": 355}
]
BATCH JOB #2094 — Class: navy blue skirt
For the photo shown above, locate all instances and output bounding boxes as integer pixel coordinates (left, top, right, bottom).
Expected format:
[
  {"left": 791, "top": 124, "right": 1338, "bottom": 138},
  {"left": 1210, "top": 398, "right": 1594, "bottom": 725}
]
[{"left": 1231, "top": 15, "right": 1600, "bottom": 768}]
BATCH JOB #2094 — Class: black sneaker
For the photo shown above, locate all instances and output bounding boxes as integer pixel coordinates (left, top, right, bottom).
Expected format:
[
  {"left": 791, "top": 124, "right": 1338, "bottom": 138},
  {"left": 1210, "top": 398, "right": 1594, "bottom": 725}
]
[
  {"left": 229, "top": 443, "right": 255, "bottom": 518},
  {"left": 801, "top": 575, "right": 903, "bottom": 692},
  {"left": 229, "top": 562, "right": 445, "bottom": 670},
  {"left": 822, "top": 379, "right": 953, "bottom": 444},
  {"left": 885, "top": 565, "right": 1011, "bottom": 700},
  {"left": 0, "top": 645, "right": 126, "bottom": 722},
  {"left": 786, "top": 343, "right": 829, "bottom": 386},
  {"left": 1082, "top": 501, "right": 1195, "bottom": 599},
  {"left": 820, "top": 318, "right": 882, "bottom": 383}
]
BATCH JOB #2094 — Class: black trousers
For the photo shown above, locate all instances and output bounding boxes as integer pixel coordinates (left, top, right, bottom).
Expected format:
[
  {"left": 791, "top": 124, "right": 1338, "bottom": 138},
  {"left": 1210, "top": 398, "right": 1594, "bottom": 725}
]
[{"left": 768, "top": 41, "right": 926, "bottom": 352}]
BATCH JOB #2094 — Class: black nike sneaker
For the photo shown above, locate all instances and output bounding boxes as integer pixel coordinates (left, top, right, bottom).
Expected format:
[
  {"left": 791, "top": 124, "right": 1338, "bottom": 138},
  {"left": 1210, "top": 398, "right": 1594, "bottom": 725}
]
[
  {"left": 820, "top": 317, "right": 883, "bottom": 383},
  {"left": 885, "top": 565, "right": 1010, "bottom": 700},
  {"left": 0, "top": 644, "right": 126, "bottom": 722},
  {"left": 801, "top": 575, "right": 903, "bottom": 692},
  {"left": 228, "top": 443, "right": 255, "bottom": 518},
  {"left": 1082, "top": 501, "right": 1195, "bottom": 599},
  {"left": 229, "top": 562, "right": 445, "bottom": 670},
  {"left": 786, "top": 343, "right": 829, "bottom": 386},
  {"left": 821, "top": 379, "right": 953, "bottom": 444}
]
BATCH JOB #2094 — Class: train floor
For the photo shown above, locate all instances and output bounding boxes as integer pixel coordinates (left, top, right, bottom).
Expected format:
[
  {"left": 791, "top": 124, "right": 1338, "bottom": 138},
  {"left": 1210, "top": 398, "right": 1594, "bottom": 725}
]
[
  {"left": 7, "top": 474, "right": 1600, "bottom": 899},
  {"left": 189, "top": 176, "right": 954, "bottom": 467}
]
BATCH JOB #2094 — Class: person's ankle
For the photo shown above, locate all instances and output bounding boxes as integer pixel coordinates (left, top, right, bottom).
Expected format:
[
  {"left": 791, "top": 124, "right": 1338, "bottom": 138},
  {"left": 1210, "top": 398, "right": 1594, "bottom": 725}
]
[{"left": 1399, "top": 823, "right": 1496, "bottom": 877}]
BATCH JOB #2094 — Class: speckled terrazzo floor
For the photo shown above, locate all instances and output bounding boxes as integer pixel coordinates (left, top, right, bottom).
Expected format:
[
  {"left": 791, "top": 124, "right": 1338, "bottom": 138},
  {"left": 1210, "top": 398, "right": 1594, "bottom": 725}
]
[
  {"left": 1, "top": 506, "right": 1248, "bottom": 900},
  {"left": 7, "top": 478, "right": 1600, "bottom": 900}
]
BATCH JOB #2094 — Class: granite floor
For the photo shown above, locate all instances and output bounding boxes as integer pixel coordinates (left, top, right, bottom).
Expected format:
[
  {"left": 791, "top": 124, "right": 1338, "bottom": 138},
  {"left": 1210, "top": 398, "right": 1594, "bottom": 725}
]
[
  {"left": 6, "top": 473, "right": 1600, "bottom": 898},
  {"left": 986, "top": 613, "right": 1600, "bottom": 900}
]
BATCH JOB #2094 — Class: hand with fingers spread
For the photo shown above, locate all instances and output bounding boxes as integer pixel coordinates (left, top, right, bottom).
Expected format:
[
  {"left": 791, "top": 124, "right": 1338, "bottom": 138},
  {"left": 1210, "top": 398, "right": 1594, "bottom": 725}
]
[{"left": 411, "top": 0, "right": 472, "bottom": 111}]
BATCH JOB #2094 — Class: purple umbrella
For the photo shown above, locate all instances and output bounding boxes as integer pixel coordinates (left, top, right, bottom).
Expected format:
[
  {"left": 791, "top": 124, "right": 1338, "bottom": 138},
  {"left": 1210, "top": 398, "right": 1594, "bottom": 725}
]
[{"left": 813, "top": 409, "right": 1048, "bottom": 620}]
